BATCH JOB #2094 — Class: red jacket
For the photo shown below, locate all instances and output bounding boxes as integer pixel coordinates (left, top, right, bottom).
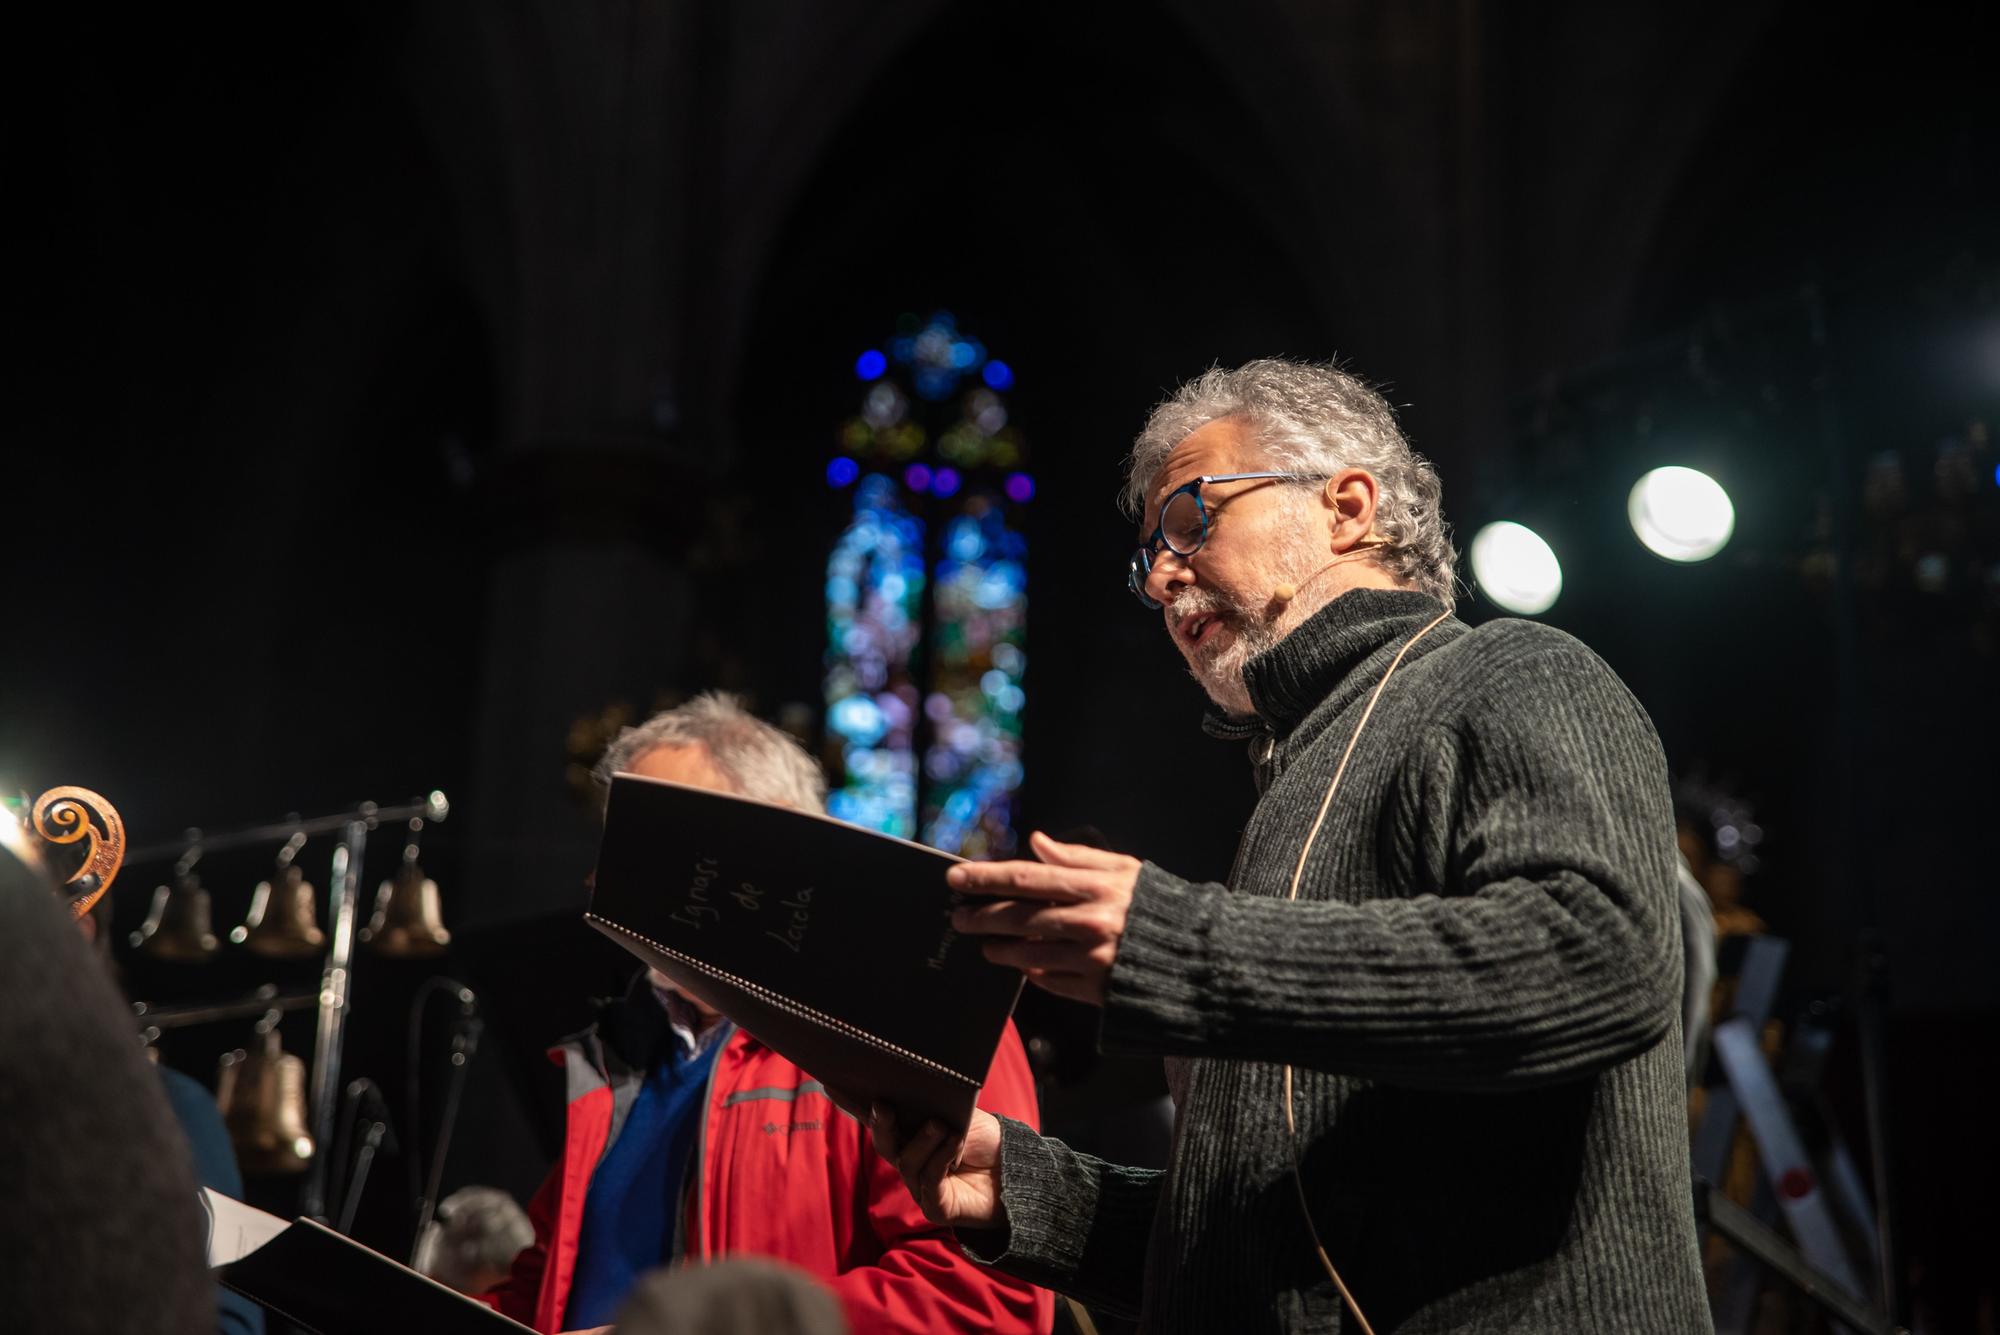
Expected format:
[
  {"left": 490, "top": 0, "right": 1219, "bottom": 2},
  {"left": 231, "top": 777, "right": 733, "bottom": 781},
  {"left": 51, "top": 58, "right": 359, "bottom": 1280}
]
[{"left": 488, "top": 1011, "right": 1052, "bottom": 1335}]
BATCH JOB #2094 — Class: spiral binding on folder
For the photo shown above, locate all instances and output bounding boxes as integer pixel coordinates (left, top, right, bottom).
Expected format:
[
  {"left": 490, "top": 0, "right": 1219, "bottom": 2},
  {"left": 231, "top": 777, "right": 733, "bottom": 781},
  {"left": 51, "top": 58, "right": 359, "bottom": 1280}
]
[{"left": 584, "top": 913, "right": 984, "bottom": 1091}]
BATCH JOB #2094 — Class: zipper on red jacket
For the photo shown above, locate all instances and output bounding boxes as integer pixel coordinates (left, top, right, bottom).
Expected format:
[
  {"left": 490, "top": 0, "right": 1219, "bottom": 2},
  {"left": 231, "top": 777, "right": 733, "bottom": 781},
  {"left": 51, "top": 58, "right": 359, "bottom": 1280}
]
[{"left": 679, "top": 1023, "right": 735, "bottom": 1263}]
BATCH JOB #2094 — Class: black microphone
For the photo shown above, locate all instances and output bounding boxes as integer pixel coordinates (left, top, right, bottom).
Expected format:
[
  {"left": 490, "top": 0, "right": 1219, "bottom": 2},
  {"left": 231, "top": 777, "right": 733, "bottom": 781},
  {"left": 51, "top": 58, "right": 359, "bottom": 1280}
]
[
  {"left": 330, "top": 1077, "right": 398, "bottom": 1233},
  {"left": 447, "top": 983, "right": 482, "bottom": 1066},
  {"left": 347, "top": 1077, "right": 399, "bottom": 1155}
]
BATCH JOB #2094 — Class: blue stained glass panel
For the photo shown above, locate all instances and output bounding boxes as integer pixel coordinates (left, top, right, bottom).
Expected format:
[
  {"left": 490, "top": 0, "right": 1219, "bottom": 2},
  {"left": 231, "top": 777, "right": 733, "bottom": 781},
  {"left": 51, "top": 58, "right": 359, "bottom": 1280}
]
[
  {"left": 826, "top": 316, "right": 1028, "bottom": 856},
  {"left": 824, "top": 474, "right": 925, "bottom": 838},
  {"left": 920, "top": 499, "right": 1027, "bottom": 858}
]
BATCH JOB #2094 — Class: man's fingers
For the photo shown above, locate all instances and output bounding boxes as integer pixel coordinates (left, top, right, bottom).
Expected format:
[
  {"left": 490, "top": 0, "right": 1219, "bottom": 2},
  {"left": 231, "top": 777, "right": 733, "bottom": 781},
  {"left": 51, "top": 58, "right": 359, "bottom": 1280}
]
[
  {"left": 946, "top": 858, "right": 1092, "bottom": 901},
  {"left": 1020, "top": 968, "right": 1104, "bottom": 1006},
  {"left": 1029, "top": 829, "right": 1136, "bottom": 871},
  {"left": 982, "top": 938, "right": 1096, "bottom": 973},
  {"left": 895, "top": 1118, "right": 950, "bottom": 1188},
  {"left": 866, "top": 1102, "right": 906, "bottom": 1162},
  {"left": 952, "top": 898, "right": 1087, "bottom": 941},
  {"left": 917, "top": 1122, "right": 963, "bottom": 1199}
]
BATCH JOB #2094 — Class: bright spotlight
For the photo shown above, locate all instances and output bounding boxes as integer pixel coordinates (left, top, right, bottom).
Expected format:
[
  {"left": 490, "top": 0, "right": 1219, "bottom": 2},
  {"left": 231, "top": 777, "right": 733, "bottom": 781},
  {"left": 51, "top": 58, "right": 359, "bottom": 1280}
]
[
  {"left": 1470, "top": 521, "right": 1562, "bottom": 615},
  {"left": 1629, "top": 466, "right": 1734, "bottom": 562}
]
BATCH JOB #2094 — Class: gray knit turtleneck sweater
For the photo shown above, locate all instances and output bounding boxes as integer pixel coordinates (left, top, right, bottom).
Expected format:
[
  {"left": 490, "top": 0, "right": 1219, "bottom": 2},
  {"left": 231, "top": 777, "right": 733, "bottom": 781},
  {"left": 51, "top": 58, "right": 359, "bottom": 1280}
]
[{"left": 965, "top": 589, "right": 1711, "bottom": 1333}]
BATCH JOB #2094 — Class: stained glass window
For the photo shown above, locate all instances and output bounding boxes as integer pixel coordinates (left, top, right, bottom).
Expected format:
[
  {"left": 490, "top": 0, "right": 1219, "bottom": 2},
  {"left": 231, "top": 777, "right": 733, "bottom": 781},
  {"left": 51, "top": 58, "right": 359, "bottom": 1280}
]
[
  {"left": 823, "top": 474, "right": 924, "bottom": 836},
  {"left": 824, "top": 312, "right": 1031, "bottom": 856}
]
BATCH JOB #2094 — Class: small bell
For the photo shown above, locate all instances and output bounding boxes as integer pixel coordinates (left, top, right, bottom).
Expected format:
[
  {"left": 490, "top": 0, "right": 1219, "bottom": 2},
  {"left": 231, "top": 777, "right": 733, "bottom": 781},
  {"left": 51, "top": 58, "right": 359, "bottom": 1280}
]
[
  {"left": 232, "top": 834, "right": 325, "bottom": 958},
  {"left": 216, "top": 1018, "right": 315, "bottom": 1175},
  {"left": 360, "top": 862, "right": 452, "bottom": 957},
  {"left": 130, "top": 873, "right": 220, "bottom": 961},
  {"left": 360, "top": 815, "right": 450, "bottom": 957}
]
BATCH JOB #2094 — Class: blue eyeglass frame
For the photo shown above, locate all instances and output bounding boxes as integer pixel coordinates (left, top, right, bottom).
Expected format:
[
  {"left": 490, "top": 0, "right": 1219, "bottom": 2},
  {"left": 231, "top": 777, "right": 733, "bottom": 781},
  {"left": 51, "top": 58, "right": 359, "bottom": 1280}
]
[{"left": 1127, "top": 471, "right": 1320, "bottom": 609}]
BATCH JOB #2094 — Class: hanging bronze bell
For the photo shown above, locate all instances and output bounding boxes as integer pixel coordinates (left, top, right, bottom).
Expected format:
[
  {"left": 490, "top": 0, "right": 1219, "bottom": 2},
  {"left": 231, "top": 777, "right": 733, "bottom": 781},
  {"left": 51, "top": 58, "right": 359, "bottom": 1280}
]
[
  {"left": 130, "top": 873, "right": 220, "bottom": 961},
  {"left": 216, "top": 1022, "right": 315, "bottom": 1175},
  {"left": 231, "top": 863, "right": 325, "bottom": 957},
  {"left": 360, "top": 860, "right": 451, "bottom": 957}
]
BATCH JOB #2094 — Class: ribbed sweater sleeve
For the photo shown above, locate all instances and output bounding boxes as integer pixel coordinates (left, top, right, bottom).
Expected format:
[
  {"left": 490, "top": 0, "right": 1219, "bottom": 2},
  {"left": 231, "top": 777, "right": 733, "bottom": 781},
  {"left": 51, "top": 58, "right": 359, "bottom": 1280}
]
[
  {"left": 1100, "top": 631, "right": 1683, "bottom": 1090},
  {"left": 955, "top": 1116, "right": 1159, "bottom": 1318}
]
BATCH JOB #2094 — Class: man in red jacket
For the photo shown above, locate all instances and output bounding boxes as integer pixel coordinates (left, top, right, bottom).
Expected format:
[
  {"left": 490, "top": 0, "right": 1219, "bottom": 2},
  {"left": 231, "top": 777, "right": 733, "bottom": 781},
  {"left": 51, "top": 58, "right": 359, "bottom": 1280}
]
[{"left": 486, "top": 692, "right": 1052, "bottom": 1335}]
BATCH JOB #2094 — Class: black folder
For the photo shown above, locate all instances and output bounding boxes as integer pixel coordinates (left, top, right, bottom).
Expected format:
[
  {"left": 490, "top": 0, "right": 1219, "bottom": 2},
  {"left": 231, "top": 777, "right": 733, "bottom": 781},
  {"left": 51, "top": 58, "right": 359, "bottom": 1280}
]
[
  {"left": 588, "top": 774, "right": 1025, "bottom": 1133},
  {"left": 204, "top": 1191, "right": 531, "bottom": 1335}
]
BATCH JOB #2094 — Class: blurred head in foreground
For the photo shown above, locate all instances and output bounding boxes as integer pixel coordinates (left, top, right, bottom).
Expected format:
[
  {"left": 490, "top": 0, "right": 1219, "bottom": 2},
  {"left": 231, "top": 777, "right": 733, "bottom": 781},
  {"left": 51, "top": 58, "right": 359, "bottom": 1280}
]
[{"left": 614, "top": 1257, "right": 850, "bottom": 1335}]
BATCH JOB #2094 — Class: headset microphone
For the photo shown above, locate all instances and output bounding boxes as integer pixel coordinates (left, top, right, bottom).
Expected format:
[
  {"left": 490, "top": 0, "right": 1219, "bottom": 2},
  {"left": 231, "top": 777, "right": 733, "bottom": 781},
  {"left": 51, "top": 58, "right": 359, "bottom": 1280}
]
[
  {"left": 1272, "top": 561, "right": 1340, "bottom": 605},
  {"left": 1272, "top": 538, "right": 1391, "bottom": 605}
]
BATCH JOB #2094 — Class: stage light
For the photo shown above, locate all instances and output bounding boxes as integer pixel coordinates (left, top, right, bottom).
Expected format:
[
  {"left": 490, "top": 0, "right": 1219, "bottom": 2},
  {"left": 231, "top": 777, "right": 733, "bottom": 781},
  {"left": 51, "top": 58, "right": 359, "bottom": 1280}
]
[
  {"left": 854, "top": 349, "right": 887, "bottom": 381},
  {"left": 903, "top": 463, "right": 933, "bottom": 492},
  {"left": 932, "top": 467, "right": 961, "bottom": 497},
  {"left": 982, "top": 360, "right": 1014, "bottom": 391},
  {"left": 1629, "top": 466, "right": 1734, "bottom": 562},
  {"left": 1470, "top": 522, "right": 1562, "bottom": 615},
  {"left": 826, "top": 457, "right": 860, "bottom": 487},
  {"left": 1004, "top": 472, "right": 1034, "bottom": 503}
]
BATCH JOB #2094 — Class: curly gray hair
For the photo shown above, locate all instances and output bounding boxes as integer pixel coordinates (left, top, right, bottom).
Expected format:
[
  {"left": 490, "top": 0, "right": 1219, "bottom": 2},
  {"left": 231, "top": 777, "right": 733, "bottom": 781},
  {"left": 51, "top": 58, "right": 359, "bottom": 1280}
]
[
  {"left": 594, "top": 692, "right": 827, "bottom": 813},
  {"left": 1123, "top": 359, "right": 1458, "bottom": 609}
]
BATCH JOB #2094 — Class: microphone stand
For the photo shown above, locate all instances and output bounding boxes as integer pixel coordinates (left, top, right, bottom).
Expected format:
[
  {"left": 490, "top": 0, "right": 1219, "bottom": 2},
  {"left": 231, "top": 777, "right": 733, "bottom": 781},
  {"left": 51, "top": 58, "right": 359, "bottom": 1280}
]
[
  {"left": 410, "top": 983, "right": 482, "bottom": 1262},
  {"left": 329, "top": 1077, "right": 400, "bottom": 1236}
]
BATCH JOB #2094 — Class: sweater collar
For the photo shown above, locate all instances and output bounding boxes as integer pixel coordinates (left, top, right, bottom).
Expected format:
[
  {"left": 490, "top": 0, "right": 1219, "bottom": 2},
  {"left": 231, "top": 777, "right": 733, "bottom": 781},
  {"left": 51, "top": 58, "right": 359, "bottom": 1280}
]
[{"left": 1204, "top": 587, "right": 1450, "bottom": 736}]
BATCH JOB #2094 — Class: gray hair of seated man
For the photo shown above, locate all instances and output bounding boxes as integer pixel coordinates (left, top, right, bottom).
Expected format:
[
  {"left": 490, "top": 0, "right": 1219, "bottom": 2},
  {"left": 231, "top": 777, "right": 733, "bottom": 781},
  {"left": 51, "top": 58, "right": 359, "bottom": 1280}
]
[
  {"left": 594, "top": 691, "right": 828, "bottom": 815},
  {"left": 614, "top": 1258, "right": 850, "bottom": 1335},
  {"left": 412, "top": 1185, "right": 534, "bottom": 1294}
]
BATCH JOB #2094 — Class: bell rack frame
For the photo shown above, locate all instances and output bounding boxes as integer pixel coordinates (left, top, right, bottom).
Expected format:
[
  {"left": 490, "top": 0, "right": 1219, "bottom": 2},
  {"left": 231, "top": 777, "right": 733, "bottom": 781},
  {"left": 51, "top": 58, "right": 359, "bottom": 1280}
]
[{"left": 123, "top": 791, "right": 450, "bottom": 1220}]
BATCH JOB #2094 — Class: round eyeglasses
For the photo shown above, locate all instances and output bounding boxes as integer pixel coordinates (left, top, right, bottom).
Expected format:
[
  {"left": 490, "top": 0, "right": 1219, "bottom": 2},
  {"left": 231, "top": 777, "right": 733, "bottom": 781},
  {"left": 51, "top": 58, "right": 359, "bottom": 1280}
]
[{"left": 1127, "top": 472, "right": 1322, "bottom": 609}]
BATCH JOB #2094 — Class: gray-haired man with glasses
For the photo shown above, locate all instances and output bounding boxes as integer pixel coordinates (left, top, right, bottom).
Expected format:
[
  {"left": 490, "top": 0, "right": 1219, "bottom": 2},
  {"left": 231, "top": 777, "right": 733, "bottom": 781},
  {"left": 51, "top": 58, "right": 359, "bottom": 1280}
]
[
  {"left": 852, "top": 359, "right": 1709, "bottom": 1333},
  {"left": 1128, "top": 469, "right": 1323, "bottom": 606}
]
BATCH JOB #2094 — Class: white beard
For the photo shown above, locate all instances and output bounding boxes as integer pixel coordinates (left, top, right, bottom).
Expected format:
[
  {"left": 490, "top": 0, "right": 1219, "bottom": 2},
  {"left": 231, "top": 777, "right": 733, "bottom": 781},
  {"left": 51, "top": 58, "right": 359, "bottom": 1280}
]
[
  {"left": 1171, "top": 585, "right": 1277, "bottom": 715},
  {"left": 1166, "top": 513, "right": 1326, "bottom": 716}
]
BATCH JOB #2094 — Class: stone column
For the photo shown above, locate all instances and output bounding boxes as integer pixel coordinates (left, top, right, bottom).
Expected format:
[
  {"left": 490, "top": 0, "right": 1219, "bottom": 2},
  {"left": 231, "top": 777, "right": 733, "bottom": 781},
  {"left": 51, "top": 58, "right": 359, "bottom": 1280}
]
[{"left": 404, "top": 0, "right": 712, "bottom": 924}]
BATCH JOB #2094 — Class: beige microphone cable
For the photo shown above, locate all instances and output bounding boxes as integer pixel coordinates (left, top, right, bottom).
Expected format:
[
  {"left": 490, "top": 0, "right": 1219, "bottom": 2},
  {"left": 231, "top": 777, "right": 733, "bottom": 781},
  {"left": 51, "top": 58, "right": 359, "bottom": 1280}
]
[
  {"left": 1278, "top": 609, "right": 1451, "bottom": 1335},
  {"left": 1272, "top": 536, "right": 1392, "bottom": 605}
]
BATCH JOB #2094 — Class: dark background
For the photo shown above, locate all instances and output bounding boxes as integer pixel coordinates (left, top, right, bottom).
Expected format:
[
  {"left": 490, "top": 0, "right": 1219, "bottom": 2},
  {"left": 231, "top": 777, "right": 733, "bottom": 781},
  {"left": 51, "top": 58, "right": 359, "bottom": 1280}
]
[{"left": 9, "top": 1, "right": 1997, "bottom": 1327}]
